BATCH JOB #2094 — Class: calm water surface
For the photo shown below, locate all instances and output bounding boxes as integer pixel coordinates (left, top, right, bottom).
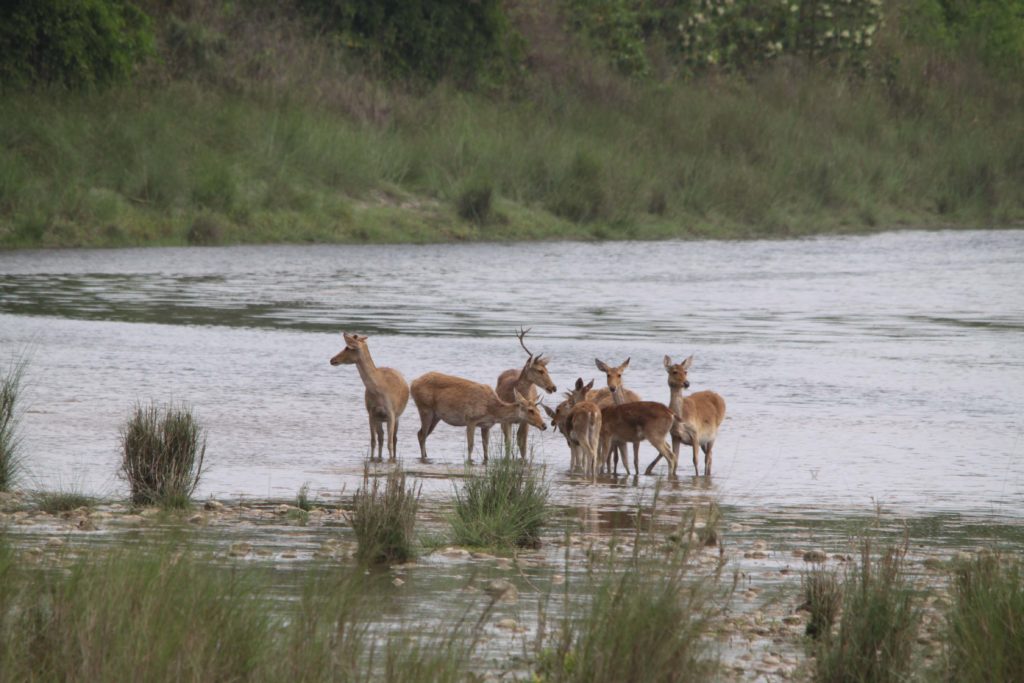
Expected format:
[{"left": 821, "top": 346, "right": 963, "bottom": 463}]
[{"left": 1, "top": 230, "right": 1022, "bottom": 520}]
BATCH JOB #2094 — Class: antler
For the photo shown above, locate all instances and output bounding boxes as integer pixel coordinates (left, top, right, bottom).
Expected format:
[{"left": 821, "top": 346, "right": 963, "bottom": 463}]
[{"left": 516, "top": 326, "right": 535, "bottom": 360}]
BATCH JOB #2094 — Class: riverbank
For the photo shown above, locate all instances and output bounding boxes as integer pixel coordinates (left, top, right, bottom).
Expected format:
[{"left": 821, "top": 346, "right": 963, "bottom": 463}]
[{"left": 2, "top": 68, "right": 1021, "bottom": 250}]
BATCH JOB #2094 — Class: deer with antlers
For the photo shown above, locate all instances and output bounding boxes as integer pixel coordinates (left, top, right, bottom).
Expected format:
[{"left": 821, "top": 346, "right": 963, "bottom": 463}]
[
  {"left": 329, "top": 333, "right": 410, "bottom": 460},
  {"left": 495, "top": 327, "right": 557, "bottom": 458},
  {"left": 543, "top": 378, "right": 602, "bottom": 477},
  {"left": 411, "top": 372, "right": 547, "bottom": 463},
  {"left": 590, "top": 358, "right": 642, "bottom": 474},
  {"left": 644, "top": 355, "right": 726, "bottom": 477}
]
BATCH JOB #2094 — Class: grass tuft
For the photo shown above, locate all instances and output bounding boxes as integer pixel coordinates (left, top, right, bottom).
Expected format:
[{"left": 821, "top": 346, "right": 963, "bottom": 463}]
[
  {"left": 347, "top": 466, "right": 420, "bottom": 565},
  {"left": 0, "top": 359, "right": 26, "bottom": 492},
  {"left": 451, "top": 455, "right": 549, "bottom": 549},
  {"left": 941, "top": 551, "right": 1024, "bottom": 682},
  {"left": 32, "top": 488, "right": 95, "bottom": 515},
  {"left": 802, "top": 566, "right": 842, "bottom": 639},
  {"left": 119, "top": 402, "right": 207, "bottom": 508}
]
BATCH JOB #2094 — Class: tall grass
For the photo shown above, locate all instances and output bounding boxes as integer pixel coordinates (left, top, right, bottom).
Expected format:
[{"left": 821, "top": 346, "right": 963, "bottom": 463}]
[
  {"left": 803, "top": 566, "right": 842, "bottom": 639},
  {"left": 941, "top": 552, "right": 1024, "bottom": 682},
  {"left": 0, "top": 359, "right": 25, "bottom": 492},
  {"left": 347, "top": 466, "right": 420, "bottom": 565},
  {"left": 814, "top": 538, "right": 919, "bottom": 683},
  {"left": 119, "top": 402, "right": 207, "bottom": 508},
  {"left": 451, "top": 455, "right": 549, "bottom": 549}
]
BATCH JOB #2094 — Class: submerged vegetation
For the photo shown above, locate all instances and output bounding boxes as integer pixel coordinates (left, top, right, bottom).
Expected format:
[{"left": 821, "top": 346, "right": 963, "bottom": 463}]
[{"left": 0, "top": 0, "right": 1021, "bottom": 248}]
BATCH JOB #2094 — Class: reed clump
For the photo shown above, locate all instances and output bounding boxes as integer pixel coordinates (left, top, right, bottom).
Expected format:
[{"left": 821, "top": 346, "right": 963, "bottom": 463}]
[
  {"left": 348, "top": 466, "right": 420, "bottom": 565},
  {"left": 0, "top": 360, "right": 26, "bottom": 492},
  {"left": 32, "top": 488, "right": 95, "bottom": 515},
  {"left": 941, "top": 551, "right": 1024, "bottom": 682},
  {"left": 813, "top": 538, "right": 919, "bottom": 683},
  {"left": 451, "top": 455, "right": 549, "bottom": 549},
  {"left": 802, "top": 566, "right": 842, "bottom": 639},
  {"left": 119, "top": 402, "right": 207, "bottom": 508}
]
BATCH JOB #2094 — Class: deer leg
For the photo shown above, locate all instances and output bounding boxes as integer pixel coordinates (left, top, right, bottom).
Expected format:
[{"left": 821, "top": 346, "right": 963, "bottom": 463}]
[
  {"left": 368, "top": 415, "right": 377, "bottom": 460},
  {"left": 501, "top": 422, "right": 513, "bottom": 451},
  {"left": 692, "top": 440, "right": 701, "bottom": 477},
  {"left": 387, "top": 417, "right": 399, "bottom": 461},
  {"left": 465, "top": 424, "right": 477, "bottom": 463},
  {"left": 516, "top": 422, "right": 529, "bottom": 459},
  {"left": 481, "top": 426, "right": 491, "bottom": 463},
  {"left": 649, "top": 436, "right": 677, "bottom": 477},
  {"left": 703, "top": 441, "right": 714, "bottom": 477},
  {"left": 374, "top": 420, "right": 385, "bottom": 460},
  {"left": 416, "top": 409, "right": 435, "bottom": 461},
  {"left": 633, "top": 442, "right": 640, "bottom": 477}
]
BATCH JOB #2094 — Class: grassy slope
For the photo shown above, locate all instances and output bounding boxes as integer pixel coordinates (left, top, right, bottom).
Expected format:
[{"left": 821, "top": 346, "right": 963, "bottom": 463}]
[{"left": 0, "top": 13, "right": 1022, "bottom": 248}]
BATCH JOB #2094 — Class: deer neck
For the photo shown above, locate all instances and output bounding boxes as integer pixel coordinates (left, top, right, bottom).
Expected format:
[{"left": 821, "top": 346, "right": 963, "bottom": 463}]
[
  {"left": 353, "top": 351, "right": 386, "bottom": 395},
  {"left": 667, "top": 383, "right": 685, "bottom": 416},
  {"left": 489, "top": 395, "right": 522, "bottom": 423},
  {"left": 610, "top": 386, "right": 628, "bottom": 406},
  {"left": 513, "top": 362, "right": 536, "bottom": 395}
]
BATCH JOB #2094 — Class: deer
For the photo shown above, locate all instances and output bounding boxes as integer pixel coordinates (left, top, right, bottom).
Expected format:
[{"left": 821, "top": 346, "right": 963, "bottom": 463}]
[
  {"left": 591, "top": 358, "right": 643, "bottom": 475},
  {"left": 644, "top": 355, "right": 727, "bottom": 477},
  {"left": 598, "top": 401, "right": 679, "bottom": 477},
  {"left": 329, "top": 333, "right": 410, "bottom": 461},
  {"left": 411, "top": 372, "right": 547, "bottom": 463},
  {"left": 543, "top": 378, "right": 602, "bottom": 476},
  {"left": 495, "top": 327, "right": 557, "bottom": 458}
]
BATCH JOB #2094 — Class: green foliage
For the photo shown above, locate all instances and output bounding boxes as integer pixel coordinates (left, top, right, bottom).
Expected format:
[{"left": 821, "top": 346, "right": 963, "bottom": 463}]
[
  {"left": 803, "top": 567, "right": 842, "bottom": 639},
  {"left": 456, "top": 179, "right": 494, "bottom": 225},
  {"left": 348, "top": 466, "right": 420, "bottom": 565},
  {"left": 32, "top": 489, "right": 95, "bottom": 515},
  {"left": 451, "top": 456, "right": 549, "bottom": 549},
  {"left": 911, "top": 0, "right": 1024, "bottom": 74},
  {"left": 0, "top": 0, "right": 155, "bottom": 89},
  {"left": 568, "top": 0, "right": 652, "bottom": 77},
  {"left": 0, "top": 360, "right": 26, "bottom": 492},
  {"left": 942, "top": 552, "right": 1024, "bottom": 681},
  {"left": 297, "top": 0, "right": 519, "bottom": 85},
  {"left": 119, "top": 402, "right": 207, "bottom": 508}
]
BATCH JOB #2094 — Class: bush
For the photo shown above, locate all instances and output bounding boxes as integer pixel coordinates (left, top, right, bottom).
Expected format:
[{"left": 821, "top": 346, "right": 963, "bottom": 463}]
[
  {"left": 119, "top": 402, "right": 207, "bottom": 508},
  {"left": 803, "top": 567, "right": 842, "bottom": 639},
  {"left": 451, "top": 456, "right": 549, "bottom": 549},
  {"left": 348, "top": 466, "right": 420, "bottom": 565},
  {"left": 0, "top": 359, "right": 26, "bottom": 492},
  {"left": 814, "top": 538, "right": 919, "bottom": 683},
  {"left": 547, "top": 152, "right": 607, "bottom": 223},
  {"left": 942, "top": 552, "right": 1024, "bottom": 681},
  {"left": 0, "top": 0, "right": 155, "bottom": 89},
  {"left": 455, "top": 180, "right": 494, "bottom": 225}
]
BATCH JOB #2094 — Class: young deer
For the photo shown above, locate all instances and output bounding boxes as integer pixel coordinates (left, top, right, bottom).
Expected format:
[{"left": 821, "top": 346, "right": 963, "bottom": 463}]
[
  {"left": 495, "top": 327, "right": 557, "bottom": 458},
  {"left": 591, "top": 358, "right": 642, "bottom": 474},
  {"left": 599, "top": 401, "right": 679, "bottom": 476},
  {"left": 329, "top": 333, "right": 410, "bottom": 460},
  {"left": 645, "top": 355, "right": 726, "bottom": 477},
  {"left": 411, "top": 372, "right": 547, "bottom": 463},
  {"left": 543, "top": 378, "right": 602, "bottom": 476}
]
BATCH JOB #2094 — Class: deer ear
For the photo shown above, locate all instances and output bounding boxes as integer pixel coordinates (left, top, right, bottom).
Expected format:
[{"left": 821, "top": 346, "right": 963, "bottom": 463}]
[
  {"left": 681, "top": 354, "right": 694, "bottom": 370},
  {"left": 663, "top": 355, "right": 673, "bottom": 369},
  {"left": 354, "top": 334, "right": 368, "bottom": 343},
  {"left": 595, "top": 359, "right": 608, "bottom": 372},
  {"left": 575, "top": 378, "right": 584, "bottom": 390},
  {"left": 343, "top": 333, "right": 359, "bottom": 349},
  {"left": 621, "top": 357, "right": 631, "bottom": 369},
  {"left": 536, "top": 355, "right": 550, "bottom": 366},
  {"left": 542, "top": 403, "right": 556, "bottom": 418},
  {"left": 513, "top": 389, "right": 527, "bottom": 404},
  {"left": 585, "top": 379, "right": 594, "bottom": 392}
]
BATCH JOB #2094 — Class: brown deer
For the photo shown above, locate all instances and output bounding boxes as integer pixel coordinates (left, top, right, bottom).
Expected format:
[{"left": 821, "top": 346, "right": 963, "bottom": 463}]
[
  {"left": 411, "top": 372, "right": 547, "bottom": 463},
  {"left": 329, "top": 333, "right": 410, "bottom": 460},
  {"left": 591, "top": 358, "right": 642, "bottom": 474},
  {"left": 495, "top": 327, "right": 557, "bottom": 458},
  {"left": 543, "top": 378, "right": 602, "bottom": 476},
  {"left": 599, "top": 401, "right": 679, "bottom": 476},
  {"left": 645, "top": 355, "right": 726, "bottom": 477}
]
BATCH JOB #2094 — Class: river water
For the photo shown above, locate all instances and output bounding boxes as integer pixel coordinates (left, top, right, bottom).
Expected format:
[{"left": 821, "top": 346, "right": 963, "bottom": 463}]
[{"left": 1, "top": 230, "right": 1022, "bottom": 520}]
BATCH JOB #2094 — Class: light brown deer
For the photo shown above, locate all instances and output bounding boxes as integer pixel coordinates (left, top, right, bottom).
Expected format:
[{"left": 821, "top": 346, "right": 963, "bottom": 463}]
[
  {"left": 591, "top": 358, "right": 642, "bottom": 474},
  {"left": 411, "top": 372, "right": 547, "bottom": 463},
  {"left": 599, "top": 401, "right": 679, "bottom": 476},
  {"left": 329, "top": 333, "right": 410, "bottom": 460},
  {"left": 543, "top": 378, "right": 602, "bottom": 476},
  {"left": 645, "top": 355, "right": 727, "bottom": 477},
  {"left": 495, "top": 327, "right": 557, "bottom": 458}
]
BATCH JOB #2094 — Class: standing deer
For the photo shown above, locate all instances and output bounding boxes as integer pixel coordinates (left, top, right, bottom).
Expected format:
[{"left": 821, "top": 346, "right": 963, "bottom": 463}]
[
  {"left": 591, "top": 358, "right": 642, "bottom": 474},
  {"left": 496, "top": 327, "right": 557, "bottom": 458},
  {"left": 329, "top": 333, "right": 410, "bottom": 460},
  {"left": 543, "top": 378, "right": 602, "bottom": 476},
  {"left": 598, "top": 401, "right": 679, "bottom": 477},
  {"left": 645, "top": 355, "right": 726, "bottom": 477},
  {"left": 411, "top": 372, "right": 547, "bottom": 463}
]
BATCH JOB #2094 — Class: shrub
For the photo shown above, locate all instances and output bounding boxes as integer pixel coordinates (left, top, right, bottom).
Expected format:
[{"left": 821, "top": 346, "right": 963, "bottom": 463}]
[
  {"left": 0, "top": 359, "right": 26, "bottom": 492},
  {"left": 942, "top": 551, "right": 1024, "bottom": 681},
  {"left": 455, "top": 180, "right": 494, "bottom": 225},
  {"left": 451, "top": 456, "right": 549, "bottom": 549},
  {"left": 348, "top": 466, "right": 420, "bottom": 565},
  {"left": 814, "top": 538, "right": 919, "bottom": 683},
  {"left": 119, "top": 402, "right": 207, "bottom": 508},
  {"left": 547, "top": 152, "right": 607, "bottom": 223},
  {"left": 186, "top": 214, "right": 226, "bottom": 246},
  {"left": 0, "top": 0, "right": 155, "bottom": 89},
  {"left": 803, "top": 567, "right": 842, "bottom": 639}
]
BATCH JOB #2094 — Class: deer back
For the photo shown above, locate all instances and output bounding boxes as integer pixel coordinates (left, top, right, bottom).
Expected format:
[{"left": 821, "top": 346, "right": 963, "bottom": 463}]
[{"left": 600, "top": 401, "right": 674, "bottom": 443}]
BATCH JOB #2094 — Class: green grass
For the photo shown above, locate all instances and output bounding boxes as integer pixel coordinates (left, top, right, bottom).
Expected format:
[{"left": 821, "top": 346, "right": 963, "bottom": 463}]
[
  {"left": 0, "top": 359, "right": 25, "bottom": 492},
  {"left": 450, "top": 455, "right": 550, "bottom": 550},
  {"left": 803, "top": 566, "right": 842, "bottom": 639},
  {"left": 940, "top": 551, "right": 1024, "bottom": 682},
  {"left": 119, "top": 402, "right": 207, "bottom": 509},
  {"left": 31, "top": 488, "right": 95, "bottom": 515},
  {"left": 347, "top": 466, "right": 420, "bottom": 565}
]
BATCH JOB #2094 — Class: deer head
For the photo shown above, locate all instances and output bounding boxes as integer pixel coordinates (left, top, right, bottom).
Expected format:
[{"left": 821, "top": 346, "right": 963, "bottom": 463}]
[
  {"left": 570, "top": 377, "right": 594, "bottom": 404},
  {"left": 663, "top": 354, "right": 693, "bottom": 389},
  {"left": 516, "top": 327, "right": 557, "bottom": 393},
  {"left": 514, "top": 389, "right": 547, "bottom": 431},
  {"left": 595, "top": 357, "right": 630, "bottom": 396},
  {"left": 329, "top": 333, "right": 368, "bottom": 366}
]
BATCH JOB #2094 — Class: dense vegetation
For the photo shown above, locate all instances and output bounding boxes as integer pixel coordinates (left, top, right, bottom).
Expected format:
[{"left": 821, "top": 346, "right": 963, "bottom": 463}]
[{"left": 0, "top": 0, "right": 1021, "bottom": 248}]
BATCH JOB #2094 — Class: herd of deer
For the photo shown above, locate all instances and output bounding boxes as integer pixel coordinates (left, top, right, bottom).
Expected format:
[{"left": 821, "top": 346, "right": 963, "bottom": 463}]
[{"left": 329, "top": 328, "right": 726, "bottom": 478}]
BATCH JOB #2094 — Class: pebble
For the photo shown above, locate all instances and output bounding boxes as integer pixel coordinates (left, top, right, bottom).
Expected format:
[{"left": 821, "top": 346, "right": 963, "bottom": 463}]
[
  {"left": 229, "top": 542, "right": 252, "bottom": 557},
  {"left": 551, "top": 574, "right": 565, "bottom": 585},
  {"left": 204, "top": 500, "right": 225, "bottom": 512},
  {"left": 495, "top": 618, "right": 518, "bottom": 630},
  {"left": 441, "top": 547, "right": 470, "bottom": 559},
  {"left": 76, "top": 518, "right": 98, "bottom": 532},
  {"left": 485, "top": 579, "right": 518, "bottom": 603},
  {"left": 280, "top": 551, "right": 297, "bottom": 559},
  {"left": 188, "top": 514, "right": 205, "bottom": 525},
  {"left": 140, "top": 507, "right": 162, "bottom": 518},
  {"left": 45, "top": 537, "right": 65, "bottom": 549},
  {"left": 803, "top": 549, "right": 828, "bottom": 563},
  {"left": 392, "top": 577, "right": 405, "bottom": 587},
  {"left": 119, "top": 514, "right": 145, "bottom": 525}
]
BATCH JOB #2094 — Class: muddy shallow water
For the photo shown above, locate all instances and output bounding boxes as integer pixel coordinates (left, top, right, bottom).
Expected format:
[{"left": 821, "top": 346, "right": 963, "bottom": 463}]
[{"left": 2, "top": 229, "right": 1022, "bottom": 521}]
